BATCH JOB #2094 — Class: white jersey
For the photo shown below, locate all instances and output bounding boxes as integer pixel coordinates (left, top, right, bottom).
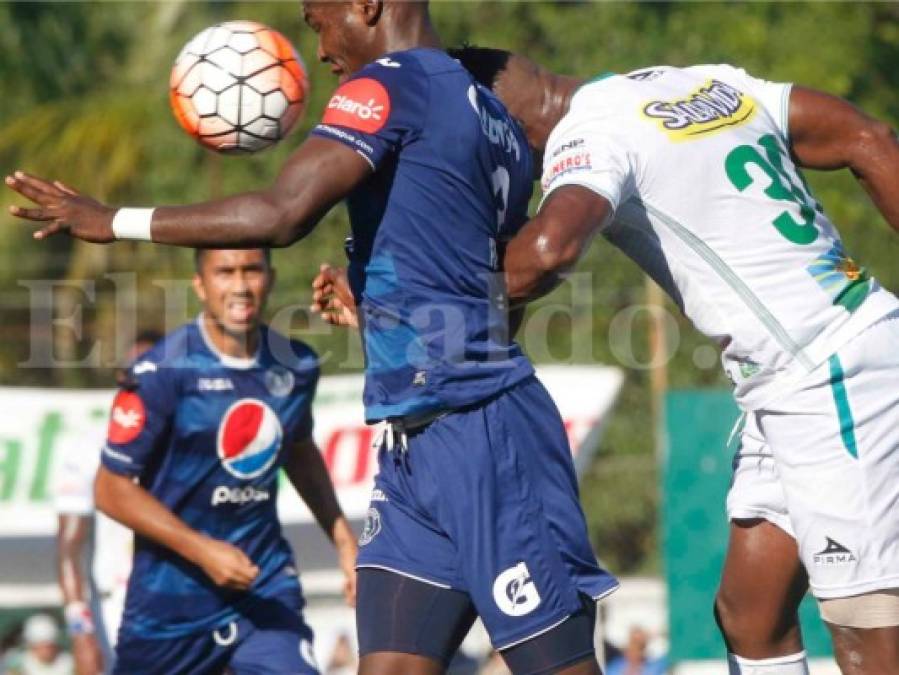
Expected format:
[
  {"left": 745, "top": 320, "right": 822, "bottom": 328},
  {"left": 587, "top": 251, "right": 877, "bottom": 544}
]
[
  {"left": 53, "top": 422, "right": 133, "bottom": 606},
  {"left": 542, "top": 64, "right": 899, "bottom": 409}
]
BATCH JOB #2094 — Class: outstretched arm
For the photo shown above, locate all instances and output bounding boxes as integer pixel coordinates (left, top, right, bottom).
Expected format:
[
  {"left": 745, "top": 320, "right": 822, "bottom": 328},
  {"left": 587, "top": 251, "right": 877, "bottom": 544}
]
[
  {"left": 6, "top": 137, "right": 371, "bottom": 247},
  {"left": 788, "top": 86, "right": 899, "bottom": 232},
  {"left": 504, "top": 185, "right": 612, "bottom": 304}
]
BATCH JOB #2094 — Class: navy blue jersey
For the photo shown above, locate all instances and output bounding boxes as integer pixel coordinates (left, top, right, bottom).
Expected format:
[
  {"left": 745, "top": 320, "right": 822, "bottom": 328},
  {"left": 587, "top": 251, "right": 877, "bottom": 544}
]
[
  {"left": 311, "top": 49, "right": 534, "bottom": 422},
  {"left": 101, "top": 318, "right": 319, "bottom": 639}
]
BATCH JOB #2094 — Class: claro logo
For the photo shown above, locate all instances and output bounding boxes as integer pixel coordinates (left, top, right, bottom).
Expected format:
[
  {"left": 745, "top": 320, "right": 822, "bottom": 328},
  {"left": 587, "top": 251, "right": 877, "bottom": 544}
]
[{"left": 322, "top": 78, "right": 391, "bottom": 134}]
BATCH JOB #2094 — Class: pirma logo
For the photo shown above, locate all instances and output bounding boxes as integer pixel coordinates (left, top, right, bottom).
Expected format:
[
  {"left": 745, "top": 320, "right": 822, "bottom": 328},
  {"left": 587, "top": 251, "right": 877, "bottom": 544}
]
[
  {"left": 492, "top": 562, "right": 541, "bottom": 617},
  {"left": 322, "top": 78, "right": 391, "bottom": 134},
  {"left": 813, "top": 537, "right": 857, "bottom": 567},
  {"left": 217, "top": 399, "right": 282, "bottom": 479}
]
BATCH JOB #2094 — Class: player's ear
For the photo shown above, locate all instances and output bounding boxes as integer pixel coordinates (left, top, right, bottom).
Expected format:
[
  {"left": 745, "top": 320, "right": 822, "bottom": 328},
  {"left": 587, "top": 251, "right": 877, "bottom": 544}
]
[
  {"left": 355, "top": 0, "right": 382, "bottom": 27},
  {"left": 192, "top": 273, "right": 207, "bottom": 304}
]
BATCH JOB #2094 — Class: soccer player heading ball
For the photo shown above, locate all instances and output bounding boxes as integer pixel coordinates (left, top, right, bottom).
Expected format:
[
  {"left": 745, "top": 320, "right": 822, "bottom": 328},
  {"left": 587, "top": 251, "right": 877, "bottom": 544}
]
[
  {"left": 8, "top": 2, "right": 616, "bottom": 674},
  {"left": 448, "top": 47, "right": 899, "bottom": 675}
]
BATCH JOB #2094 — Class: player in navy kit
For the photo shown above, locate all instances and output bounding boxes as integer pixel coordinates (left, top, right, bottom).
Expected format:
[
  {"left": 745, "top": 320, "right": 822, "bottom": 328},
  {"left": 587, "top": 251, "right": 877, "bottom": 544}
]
[
  {"left": 8, "top": 2, "right": 617, "bottom": 673},
  {"left": 93, "top": 248, "right": 357, "bottom": 675}
]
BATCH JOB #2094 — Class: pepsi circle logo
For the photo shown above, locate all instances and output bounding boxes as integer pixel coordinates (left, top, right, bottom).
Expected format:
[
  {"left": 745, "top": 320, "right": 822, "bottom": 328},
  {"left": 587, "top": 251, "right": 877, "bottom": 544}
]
[{"left": 217, "top": 399, "right": 283, "bottom": 479}]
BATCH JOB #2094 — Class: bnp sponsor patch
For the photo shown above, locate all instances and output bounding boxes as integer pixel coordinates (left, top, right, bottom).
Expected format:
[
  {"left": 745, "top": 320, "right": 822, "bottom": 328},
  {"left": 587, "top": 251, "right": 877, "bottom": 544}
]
[{"left": 642, "top": 79, "right": 756, "bottom": 141}]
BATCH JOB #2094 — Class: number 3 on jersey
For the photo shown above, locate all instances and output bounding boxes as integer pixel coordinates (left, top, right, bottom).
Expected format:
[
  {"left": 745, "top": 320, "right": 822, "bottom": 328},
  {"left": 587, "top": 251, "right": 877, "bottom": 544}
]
[
  {"left": 492, "top": 166, "right": 510, "bottom": 229},
  {"left": 725, "top": 134, "right": 821, "bottom": 245}
]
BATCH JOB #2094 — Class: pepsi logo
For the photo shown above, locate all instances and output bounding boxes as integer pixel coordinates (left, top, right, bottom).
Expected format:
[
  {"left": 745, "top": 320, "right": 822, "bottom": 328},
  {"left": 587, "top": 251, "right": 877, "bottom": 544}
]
[
  {"left": 217, "top": 399, "right": 283, "bottom": 479},
  {"left": 322, "top": 77, "right": 390, "bottom": 134}
]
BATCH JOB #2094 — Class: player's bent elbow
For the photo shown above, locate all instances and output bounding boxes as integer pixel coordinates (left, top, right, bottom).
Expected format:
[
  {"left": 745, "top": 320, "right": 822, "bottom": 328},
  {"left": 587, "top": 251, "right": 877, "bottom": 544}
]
[{"left": 849, "top": 119, "right": 898, "bottom": 169}]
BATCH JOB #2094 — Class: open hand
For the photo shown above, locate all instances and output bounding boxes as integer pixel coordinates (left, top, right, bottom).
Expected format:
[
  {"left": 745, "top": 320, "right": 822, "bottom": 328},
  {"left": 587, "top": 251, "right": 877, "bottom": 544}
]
[
  {"left": 311, "top": 263, "right": 358, "bottom": 328},
  {"left": 5, "top": 171, "right": 115, "bottom": 243}
]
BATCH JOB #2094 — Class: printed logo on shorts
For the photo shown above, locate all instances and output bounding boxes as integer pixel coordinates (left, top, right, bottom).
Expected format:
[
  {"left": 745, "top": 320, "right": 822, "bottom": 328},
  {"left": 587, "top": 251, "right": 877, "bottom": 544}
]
[
  {"left": 492, "top": 562, "right": 542, "bottom": 617},
  {"left": 217, "top": 399, "right": 282, "bottom": 479},
  {"left": 359, "top": 507, "right": 382, "bottom": 546},
  {"left": 107, "top": 391, "right": 146, "bottom": 444},
  {"left": 322, "top": 78, "right": 390, "bottom": 134},
  {"left": 813, "top": 537, "right": 857, "bottom": 566}
]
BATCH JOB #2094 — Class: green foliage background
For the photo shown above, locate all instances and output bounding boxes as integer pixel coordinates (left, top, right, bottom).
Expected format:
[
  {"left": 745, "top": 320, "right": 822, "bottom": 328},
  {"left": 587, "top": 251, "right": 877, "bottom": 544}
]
[{"left": 1, "top": 1, "right": 897, "bottom": 574}]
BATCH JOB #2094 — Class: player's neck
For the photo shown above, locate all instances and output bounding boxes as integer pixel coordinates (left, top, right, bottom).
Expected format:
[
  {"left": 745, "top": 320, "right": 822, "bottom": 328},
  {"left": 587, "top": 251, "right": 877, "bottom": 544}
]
[
  {"left": 199, "top": 313, "right": 260, "bottom": 363},
  {"left": 536, "top": 74, "right": 584, "bottom": 147},
  {"left": 378, "top": 11, "right": 442, "bottom": 55}
]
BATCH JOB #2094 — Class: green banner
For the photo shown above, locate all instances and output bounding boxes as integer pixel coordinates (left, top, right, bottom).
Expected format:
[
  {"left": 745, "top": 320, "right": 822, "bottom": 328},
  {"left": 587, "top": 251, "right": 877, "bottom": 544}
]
[{"left": 663, "top": 390, "right": 832, "bottom": 662}]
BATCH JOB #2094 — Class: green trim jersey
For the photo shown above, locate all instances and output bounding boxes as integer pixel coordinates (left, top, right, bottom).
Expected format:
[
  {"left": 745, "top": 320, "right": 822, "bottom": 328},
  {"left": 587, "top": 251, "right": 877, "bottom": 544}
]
[{"left": 542, "top": 64, "right": 899, "bottom": 409}]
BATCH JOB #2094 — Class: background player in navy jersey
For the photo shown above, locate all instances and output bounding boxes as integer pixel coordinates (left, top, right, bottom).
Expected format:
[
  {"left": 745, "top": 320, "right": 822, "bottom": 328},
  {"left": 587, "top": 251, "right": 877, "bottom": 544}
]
[
  {"left": 93, "top": 247, "right": 357, "bottom": 675},
  {"left": 7, "top": 2, "right": 618, "bottom": 673}
]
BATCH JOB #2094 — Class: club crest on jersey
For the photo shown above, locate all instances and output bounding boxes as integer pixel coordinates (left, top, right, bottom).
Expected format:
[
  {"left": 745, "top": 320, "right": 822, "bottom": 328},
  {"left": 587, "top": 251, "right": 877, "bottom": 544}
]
[
  {"left": 107, "top": 391, "right": 146, "bottom": 444},
  {"left": 322, "top": 78, "right": 390, "bottom": 134},
  {"left": 642, "top": 79, "right": 757, "bottom": 141},
  {"left": 217, "top": 399, "right": 282, "bottom": 479},
  {"left": 264, "top": 365, "right": 295, "bottom": 398}
]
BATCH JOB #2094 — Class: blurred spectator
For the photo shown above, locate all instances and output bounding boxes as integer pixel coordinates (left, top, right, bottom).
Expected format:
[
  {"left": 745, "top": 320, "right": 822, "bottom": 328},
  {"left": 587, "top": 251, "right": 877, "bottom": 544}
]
[
  {"left": 605, "top": 626, "right": 666, "bottom": 675},
  {"left": 3, "top": 614, "right": 73, "bottom": 675},
  {"left": 324, "top": 632, "right": 355, "bottom": 675}
]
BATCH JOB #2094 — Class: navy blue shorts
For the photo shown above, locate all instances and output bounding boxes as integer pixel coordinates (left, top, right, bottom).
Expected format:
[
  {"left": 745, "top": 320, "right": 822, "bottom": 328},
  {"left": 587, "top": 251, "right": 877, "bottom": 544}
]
[
  {"left": 357, "top": 375, "right": 618, "bottom": 650},
  {"left": 113, "top": 592, "right": 318, "bottom": 675}
]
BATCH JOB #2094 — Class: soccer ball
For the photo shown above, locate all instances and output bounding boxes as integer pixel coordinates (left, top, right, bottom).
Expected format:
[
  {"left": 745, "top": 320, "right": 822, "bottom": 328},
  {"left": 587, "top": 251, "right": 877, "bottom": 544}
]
[{"left": 170, "top": 21, "right": 309, "bottom": 154}]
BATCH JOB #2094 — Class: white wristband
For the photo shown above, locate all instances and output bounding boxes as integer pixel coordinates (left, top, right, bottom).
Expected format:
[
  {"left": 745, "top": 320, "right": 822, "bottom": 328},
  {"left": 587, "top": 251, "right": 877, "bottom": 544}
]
[{"left": 111, "top": 207, "right": 155, "bottom": 241}]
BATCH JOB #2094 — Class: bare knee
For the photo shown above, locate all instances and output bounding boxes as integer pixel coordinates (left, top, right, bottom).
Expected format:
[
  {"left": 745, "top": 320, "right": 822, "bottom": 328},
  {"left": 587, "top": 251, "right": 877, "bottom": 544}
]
[{"left": 714, "top": 587, "right": 802, "bottom": 658}]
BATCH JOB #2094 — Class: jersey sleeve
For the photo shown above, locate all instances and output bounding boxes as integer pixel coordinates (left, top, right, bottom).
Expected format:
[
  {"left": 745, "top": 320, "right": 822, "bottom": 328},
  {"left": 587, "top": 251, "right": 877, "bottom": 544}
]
[
  {"left": 292, "top": 348, "right": 321, "bottom": 442},
  {"left": 101, "top": 357, "right": 177, "bottom": 477},
  {"left": 539, "top": 93, "right": 637, "bottom": 213},
  {"left": 695, "top": 64, "right": 793, "bottom": 139},
  {"left": 293, "top": 371, "right": 318, "bottom": 442},
  {"left": 309, "top": 55, "right": 429, "bottom": 169}
]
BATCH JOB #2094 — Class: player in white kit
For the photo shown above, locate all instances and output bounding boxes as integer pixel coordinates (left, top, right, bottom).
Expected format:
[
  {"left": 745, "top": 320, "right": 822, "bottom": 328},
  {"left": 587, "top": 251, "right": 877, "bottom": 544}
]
[
  {"left": 55, "top": 331, "right": 161, "bottom": 674},
  {"left": 445, "top": 49, "right": 899, "bottom": 675}
]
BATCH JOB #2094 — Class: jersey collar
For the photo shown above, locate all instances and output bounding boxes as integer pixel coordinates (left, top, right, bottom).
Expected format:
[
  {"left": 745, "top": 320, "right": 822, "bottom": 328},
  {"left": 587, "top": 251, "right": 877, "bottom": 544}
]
[{"left": 196, "top": 314, "right": 260, "bottom": 370}]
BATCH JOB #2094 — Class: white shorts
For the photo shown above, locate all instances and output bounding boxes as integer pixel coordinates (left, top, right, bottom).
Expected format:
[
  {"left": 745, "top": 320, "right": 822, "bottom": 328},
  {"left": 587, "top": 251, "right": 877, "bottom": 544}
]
[{"left": 727, "top": 309, "right": 899, "bottom": 600}]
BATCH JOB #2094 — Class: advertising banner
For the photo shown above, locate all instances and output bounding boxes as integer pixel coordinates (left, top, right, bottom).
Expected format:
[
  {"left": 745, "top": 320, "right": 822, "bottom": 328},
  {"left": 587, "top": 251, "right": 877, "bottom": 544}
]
[{"left": 0, "top": 366, "right": 623, "bottom": 538}]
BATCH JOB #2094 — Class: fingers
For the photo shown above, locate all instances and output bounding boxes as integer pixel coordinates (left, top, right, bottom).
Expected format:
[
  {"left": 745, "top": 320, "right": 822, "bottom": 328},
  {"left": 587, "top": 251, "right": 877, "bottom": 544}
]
[
  {"left": 222, "top": 562, "right": 259, "bottom": 590},
  {"left": 34, "top": 222, "right": 69, "bottom": 240},
  {"left": 53, "top": 180, "right": 80, "bottom": 196},
  {"left": 5, "top": 171, "right": 60, "bottom": 203},
  {"left": 8, "top": 205, "right": 55, "bottom": 221}
]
